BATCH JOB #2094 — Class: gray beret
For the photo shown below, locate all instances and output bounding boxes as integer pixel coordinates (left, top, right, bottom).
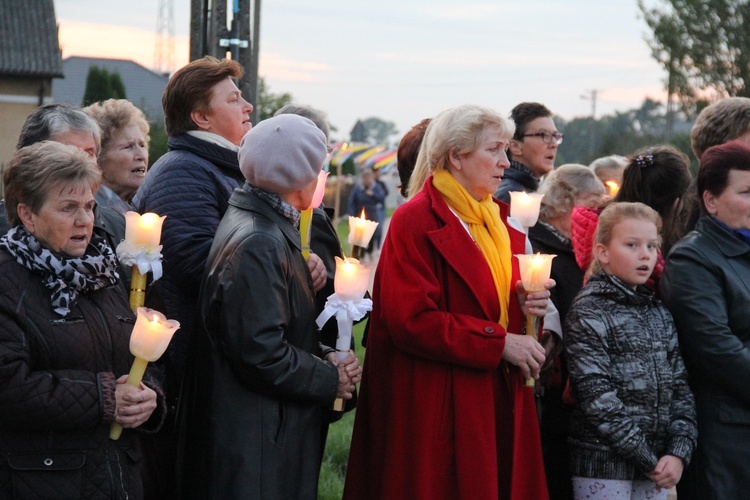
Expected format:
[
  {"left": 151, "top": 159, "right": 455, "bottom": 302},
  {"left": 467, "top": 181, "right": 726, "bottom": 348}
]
[{"left": 239, "top": 114, "right": 327, "bottom": 194}]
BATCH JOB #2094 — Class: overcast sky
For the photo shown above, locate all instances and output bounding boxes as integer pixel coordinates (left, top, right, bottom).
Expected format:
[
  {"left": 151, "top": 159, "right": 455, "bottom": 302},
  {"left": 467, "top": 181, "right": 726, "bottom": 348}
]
[{"left": 55, "top": 0, "right": 667, "bottom": 142}]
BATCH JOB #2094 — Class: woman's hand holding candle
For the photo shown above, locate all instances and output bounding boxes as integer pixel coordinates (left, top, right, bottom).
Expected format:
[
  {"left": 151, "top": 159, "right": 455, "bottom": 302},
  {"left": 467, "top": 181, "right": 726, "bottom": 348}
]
[
  {"left": 114, "top": 375, "right": 157, "bottom": 428},
  {"left": 326, "top": 351, "right": 362, "bottom": 400},
  {"left": 514, "top": 253, "right": 556, "bottom": 387}
]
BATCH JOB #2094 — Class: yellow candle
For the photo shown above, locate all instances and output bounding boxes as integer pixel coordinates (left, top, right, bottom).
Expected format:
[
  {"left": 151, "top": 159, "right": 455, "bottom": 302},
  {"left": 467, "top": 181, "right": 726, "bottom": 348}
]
[
  {"left": 299, "top": 208, "right": 314, "bottom": 261},
  {"left": 509, "top": 191, "right": 544, "bottom": 230},
  {"left": 125, "top": 212, "right": 166, "bottom": 250}
]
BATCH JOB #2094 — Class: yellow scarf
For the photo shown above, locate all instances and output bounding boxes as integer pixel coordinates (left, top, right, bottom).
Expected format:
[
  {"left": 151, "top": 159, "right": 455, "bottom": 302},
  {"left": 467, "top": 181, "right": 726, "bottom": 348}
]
[{"left": 432, "top": 169, "right": 512, "bottom": 327}]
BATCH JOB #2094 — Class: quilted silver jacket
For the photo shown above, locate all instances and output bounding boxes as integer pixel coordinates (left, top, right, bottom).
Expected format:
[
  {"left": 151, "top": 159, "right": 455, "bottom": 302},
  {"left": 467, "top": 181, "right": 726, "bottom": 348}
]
[{"left": 564, "top": 272, "right": 697, "bottom": 480}]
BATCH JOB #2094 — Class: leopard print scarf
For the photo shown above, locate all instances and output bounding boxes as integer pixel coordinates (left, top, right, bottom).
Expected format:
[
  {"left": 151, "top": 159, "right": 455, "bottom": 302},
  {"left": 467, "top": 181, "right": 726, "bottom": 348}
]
[{"left": 0, "top": 226, "right": 119, "bottom": 316}]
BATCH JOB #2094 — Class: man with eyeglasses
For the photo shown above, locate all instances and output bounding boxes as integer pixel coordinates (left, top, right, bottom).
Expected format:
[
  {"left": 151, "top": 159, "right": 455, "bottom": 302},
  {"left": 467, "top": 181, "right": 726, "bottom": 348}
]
[{"left": 494, "top": 102, "right": 563, "bottom": 204}]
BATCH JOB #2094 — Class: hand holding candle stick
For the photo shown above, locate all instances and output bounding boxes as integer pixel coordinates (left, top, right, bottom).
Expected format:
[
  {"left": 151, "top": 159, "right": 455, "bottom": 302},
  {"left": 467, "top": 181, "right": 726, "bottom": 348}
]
[
  {"left": 110, "top": 307, "right": 180, "bottom": 440},
  {"left": 515, "top": 253, "right": 556, "bottom": 387}
]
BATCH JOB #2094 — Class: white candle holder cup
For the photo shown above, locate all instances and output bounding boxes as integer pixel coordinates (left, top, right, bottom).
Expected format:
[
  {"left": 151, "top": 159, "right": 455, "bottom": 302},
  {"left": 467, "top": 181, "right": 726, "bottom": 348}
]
[
  {"left": 509, "top": 191, "right": 544, "bottom": 230},
  {"left": 348, "top": 214, "right": 379, "bottom": 250}
]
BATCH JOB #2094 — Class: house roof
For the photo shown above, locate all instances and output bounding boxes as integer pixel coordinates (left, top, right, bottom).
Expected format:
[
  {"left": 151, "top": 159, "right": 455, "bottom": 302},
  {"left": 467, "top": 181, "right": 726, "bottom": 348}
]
[
  {"left": 53, "top": 57, "right": 169, "bottom": 123},
  {"left": 0, "top": 0, "right": 63, "bottom": 77}
]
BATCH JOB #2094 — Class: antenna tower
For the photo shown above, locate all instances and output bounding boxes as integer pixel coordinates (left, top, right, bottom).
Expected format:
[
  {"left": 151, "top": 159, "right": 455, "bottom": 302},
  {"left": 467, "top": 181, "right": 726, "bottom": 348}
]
[{"left": 155, "top": 0, "right": 176, "bottom": 75}]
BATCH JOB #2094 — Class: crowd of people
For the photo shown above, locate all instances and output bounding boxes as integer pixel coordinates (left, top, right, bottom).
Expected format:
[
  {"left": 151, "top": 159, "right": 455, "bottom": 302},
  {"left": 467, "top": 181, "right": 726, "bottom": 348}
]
[{"left": 0, "top": 53, "right": 749, "bottom": 499}]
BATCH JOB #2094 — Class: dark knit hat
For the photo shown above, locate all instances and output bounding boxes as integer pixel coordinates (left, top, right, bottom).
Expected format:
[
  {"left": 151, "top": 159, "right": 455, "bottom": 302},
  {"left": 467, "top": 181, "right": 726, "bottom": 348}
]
[{"left": 239, "top": 114, "right": 326, "bottom": 194}]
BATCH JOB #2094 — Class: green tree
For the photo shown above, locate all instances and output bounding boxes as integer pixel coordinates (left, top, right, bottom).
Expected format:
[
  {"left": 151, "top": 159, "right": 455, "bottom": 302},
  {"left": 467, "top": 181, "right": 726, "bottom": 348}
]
[
  {"left": 110, "top": 71, "right": 126, "bottom": 100},
  {"left": 356, "top": 117, "right": 398, "bottom": 145},
  {"left": 638, "top": 0, "right": 750, "bottom": 116},
  {"left": 147, "top": 122, "right": 169, "bottom": 167},
  {"left": 81, "top": 66, "right": 127, "bottom": 106},
  {"left": 557, "top": 98, "right": 695, "bottom": 169},
  {"left": 256, "top": 77, "right": 293, "bottom": 121}
]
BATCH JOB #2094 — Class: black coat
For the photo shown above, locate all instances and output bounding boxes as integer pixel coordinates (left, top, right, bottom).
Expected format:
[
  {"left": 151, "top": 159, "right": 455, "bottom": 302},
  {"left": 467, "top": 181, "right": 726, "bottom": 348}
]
[
  {"left": 0, "top": 251, "right": 164, "bottom": 499},
  {"left": 661, "top": 216, "right": 750, "bottom": 499},
  {"left": 176, "top": 187, "right": 339, "bottom": 499}
]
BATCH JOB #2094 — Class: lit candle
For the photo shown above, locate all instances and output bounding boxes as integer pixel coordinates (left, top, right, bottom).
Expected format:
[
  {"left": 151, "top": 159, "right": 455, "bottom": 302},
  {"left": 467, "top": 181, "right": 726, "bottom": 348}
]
[
  {"left": 348, "top": 209, "right": 379, "bottom": 250},
  {"left": 122, "top": 212, "right": 166, "bottom": 312},
  {"left": 509, "top": 191, "right": 544, "bottom": 230},
  {"left": 605, "top": 180, "right": 620, "bottom": 197},
  {"left": 109, "top": 307, "right": 180, "bottom": 440},
  {"left": 515, "top": 253, "right": 555, "bottom": 387},
  {"left": 516, "top": 253, "right": 556, "bottom": 292},
  {"left": 125, "top": 211, "right": 166, "bottom": 251},
  {"left": 300, "top": 171, "right": 330, "bottom": 260},
  {"left": 334, "top": 256, "right": 372, "bottom": 301}
]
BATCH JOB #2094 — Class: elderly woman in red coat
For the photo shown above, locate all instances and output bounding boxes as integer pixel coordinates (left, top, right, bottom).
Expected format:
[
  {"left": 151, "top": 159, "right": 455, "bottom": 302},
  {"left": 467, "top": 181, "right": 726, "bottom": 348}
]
[{"left": 344, "top": 104, "right": 552, "bottom": 500}]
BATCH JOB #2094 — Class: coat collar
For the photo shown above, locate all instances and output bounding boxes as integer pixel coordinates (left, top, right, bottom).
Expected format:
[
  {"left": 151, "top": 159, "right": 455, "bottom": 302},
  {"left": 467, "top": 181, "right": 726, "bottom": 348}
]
[
  {"left": 168, "top": 133, "right": 242, "bottom": 175},
  {"left": 697, "top": 215, "right": 750, "bottom": 258},
  {"left": 228, "top": 186, "right": 301, "bottom": 251},
  {"left": 422, "top": 178, "right": 525, "bottom": 320}
]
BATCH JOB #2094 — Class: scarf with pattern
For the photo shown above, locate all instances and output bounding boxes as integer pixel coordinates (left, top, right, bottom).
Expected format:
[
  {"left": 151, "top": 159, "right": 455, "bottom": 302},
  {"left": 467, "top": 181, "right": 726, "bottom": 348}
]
[{"left": 0, "top": 226, "right": 119, "bottom": 316}]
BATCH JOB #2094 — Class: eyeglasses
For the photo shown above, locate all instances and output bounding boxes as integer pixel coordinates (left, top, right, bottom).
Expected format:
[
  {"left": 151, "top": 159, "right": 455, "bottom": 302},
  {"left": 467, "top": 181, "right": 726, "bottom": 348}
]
[{"left": 521, "top": 131, "right": 564, "bottom": 145}]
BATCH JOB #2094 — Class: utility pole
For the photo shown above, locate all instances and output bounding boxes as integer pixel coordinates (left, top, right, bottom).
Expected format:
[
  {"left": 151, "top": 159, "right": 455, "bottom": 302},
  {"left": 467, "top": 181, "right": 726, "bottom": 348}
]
[
  {"left": 155, "top": 0, "right": 176, "bottom": 75},
  {"left": 189, "top": 0, "right": 261, "bottom": 125},
  {"left": 581, "top": 89, "right": 599, "bottom": 159},
  {"left": 665, "top": 56, "right": 676, "bottom": 142}
]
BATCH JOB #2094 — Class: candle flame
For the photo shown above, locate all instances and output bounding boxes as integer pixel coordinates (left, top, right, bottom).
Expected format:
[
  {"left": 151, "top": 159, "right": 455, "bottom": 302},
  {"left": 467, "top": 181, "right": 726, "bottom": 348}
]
[
  {"left": 151, "top": 315, "right": 159, "bottom": 324},
  {"left": 605, "top": 181, "right": 620, "bottom": 197},
  {"left": 359, "top": 208, "right": 366, "bottom": 219}
]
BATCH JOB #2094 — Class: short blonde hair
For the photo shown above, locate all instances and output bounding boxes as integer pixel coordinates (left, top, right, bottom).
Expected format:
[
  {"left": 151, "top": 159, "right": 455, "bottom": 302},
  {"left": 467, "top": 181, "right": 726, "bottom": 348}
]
[
  {"left": 407, "top": 104, "right": 514, "bottom": 199},
  {"left": 589, "top": 202, "right": 662, "bottom": 276},
  {"left": 539, "top": 164, "right": 605, "bottom": 221},
  {"left": 85, "top": 99, "right": 150, "bottom": 163},
  {"left": 4, "top": 141, "right": 101, "bottom": 227}
]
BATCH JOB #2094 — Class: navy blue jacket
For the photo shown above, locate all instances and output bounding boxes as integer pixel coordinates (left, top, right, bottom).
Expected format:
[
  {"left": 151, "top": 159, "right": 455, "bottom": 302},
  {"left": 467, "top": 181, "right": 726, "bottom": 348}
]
[
  {"left": 494, "top": 160, "right": 540, "bottom": 204},
  {"left": 133, "top": 133, "right": 244, "bottom": 399}
]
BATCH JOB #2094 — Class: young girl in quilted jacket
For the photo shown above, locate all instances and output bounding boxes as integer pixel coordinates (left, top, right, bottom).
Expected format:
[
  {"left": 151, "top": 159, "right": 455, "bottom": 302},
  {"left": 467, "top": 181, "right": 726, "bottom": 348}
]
[
  {"left": 565, "top": 202, "right": 696, "bottom": 500},
  {"left": 571, "top": 145, "right": 693, "bottom": 289}
]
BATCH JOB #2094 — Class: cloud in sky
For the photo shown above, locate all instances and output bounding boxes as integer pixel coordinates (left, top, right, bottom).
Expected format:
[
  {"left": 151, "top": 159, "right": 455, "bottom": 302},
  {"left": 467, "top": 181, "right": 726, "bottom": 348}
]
[{"left": 55, "top": 0, "right": 670, "bottom": 145}]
